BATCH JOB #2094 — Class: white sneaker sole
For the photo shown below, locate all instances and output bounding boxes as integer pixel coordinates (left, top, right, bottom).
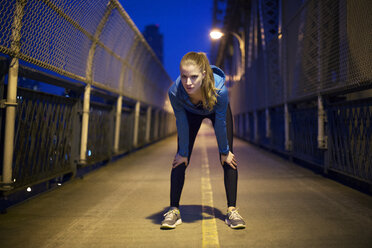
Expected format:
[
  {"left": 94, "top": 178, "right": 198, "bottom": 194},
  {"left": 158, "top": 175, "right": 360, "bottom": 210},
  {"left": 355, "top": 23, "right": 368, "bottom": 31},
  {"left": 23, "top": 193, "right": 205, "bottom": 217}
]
[
  {"left": 225, "top": 219, "right": 246, "bottom": 229},
  {"left": 160, "top": 219, "right": 182, "bottom": 229}
]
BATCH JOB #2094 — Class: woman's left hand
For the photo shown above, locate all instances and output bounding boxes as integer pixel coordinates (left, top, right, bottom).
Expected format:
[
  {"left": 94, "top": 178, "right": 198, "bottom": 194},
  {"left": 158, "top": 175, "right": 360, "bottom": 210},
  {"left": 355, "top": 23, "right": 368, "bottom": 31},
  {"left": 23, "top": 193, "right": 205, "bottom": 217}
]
[{"left": 221, "top": 151, "right": 237, "bottom": 169}]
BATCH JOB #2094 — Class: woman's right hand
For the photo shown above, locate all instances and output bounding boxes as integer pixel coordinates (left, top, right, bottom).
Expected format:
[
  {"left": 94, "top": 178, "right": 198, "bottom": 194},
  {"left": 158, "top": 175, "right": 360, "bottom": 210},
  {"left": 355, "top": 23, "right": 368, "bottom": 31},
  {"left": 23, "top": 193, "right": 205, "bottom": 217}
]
[
  {"left": 221, "top": 151, "right": 237, "bottom": 169},
  {"left": 172, "top": 153, "right": 188, "bottom": 168}
]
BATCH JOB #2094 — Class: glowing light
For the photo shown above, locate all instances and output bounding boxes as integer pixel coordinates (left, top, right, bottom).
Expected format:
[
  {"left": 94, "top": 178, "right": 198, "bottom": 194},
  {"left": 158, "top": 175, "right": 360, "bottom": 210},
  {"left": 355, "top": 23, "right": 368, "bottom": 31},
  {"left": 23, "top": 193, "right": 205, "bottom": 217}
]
[
  {"left": 210, "top": 29, "right": 224, "bottom": 40},
  {"left": 57, "top": 183, "right": 62, "bottom": 186},
  {"left": 26, "top": 187, "right": 31, "bottom": 192},
  {"left": 88, "top": 150, "right": 92, "bottom": 156}
]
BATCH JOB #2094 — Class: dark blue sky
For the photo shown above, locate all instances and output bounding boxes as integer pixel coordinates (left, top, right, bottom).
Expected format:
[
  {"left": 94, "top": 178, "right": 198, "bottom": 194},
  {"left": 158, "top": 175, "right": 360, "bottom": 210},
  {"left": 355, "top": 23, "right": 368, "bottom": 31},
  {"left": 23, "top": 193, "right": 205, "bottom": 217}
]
[{"left": 120, "top": 0, "right": 213, "bottom": 81}]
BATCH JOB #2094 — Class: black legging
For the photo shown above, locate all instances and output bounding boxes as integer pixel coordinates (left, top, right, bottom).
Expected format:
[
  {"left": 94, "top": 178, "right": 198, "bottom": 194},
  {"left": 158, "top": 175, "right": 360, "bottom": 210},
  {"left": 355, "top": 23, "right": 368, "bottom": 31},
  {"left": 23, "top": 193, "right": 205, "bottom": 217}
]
[{"left": 170, "top": 104, "right": 237, "bottom": 208}]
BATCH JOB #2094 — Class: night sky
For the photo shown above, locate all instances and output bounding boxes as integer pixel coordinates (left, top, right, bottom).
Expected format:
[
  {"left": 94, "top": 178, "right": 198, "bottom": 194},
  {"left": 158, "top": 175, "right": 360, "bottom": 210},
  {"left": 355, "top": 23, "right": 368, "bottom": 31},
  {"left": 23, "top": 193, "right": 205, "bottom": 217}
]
[{"left": 120, "top": 0, "right": 214, "bottom": 81}]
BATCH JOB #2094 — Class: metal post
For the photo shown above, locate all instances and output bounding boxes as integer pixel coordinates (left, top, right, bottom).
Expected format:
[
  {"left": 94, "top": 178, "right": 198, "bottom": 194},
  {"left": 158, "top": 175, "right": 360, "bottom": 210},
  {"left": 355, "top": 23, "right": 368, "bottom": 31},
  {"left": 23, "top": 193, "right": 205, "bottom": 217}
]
[
  {"left": 230, "top": 32, "right": 245, "bottom": 81},
  {"left": 246, "top": 113, "right": 250, "bottom": 139},
  {"left": 2, "top": 0, "right": 26, "bottom": 189},
  {"left": 279, "top": 0, "right": 290, "bottom": 152},
  {"left": 154, "top": 109, "right": 159, "bottom": 140},
  {"left": 236, "top": 115, "right": 240, "bottom": 137},
  {"left": 317, "top": 95, "right": 327, "bottom": 149},
  {"left": 265, "top": 108, "right": 271, "bottom": 138},
  {"left": 80, "top": 84, "right": 91, "bottom": 163},
  {"left": 80, "top": 2, "right": 113, "bottom": 163},
  {"left": 240, "top": 114, "right": 244, "bottom": 138},
  {"left": 253, "top": 0, "right": 258, "bottom": 60},
  {"left": 133, "top": 101, "right": 140, "bottom": 147},
  {"left": 114, "top": 95, "right": 122, "bottom": 153},
  {"left": 159, "top": 111, "right": 164, "bottom": 138},
  {"left": 316, "top": 2, "right": 327, "bottom": 150},
  {"left": 284, "top": 103, "right": 292, "bottom": 151},
  {"left": 247, "top": 1, "right": 255, "bottom": 69},
  {"left": 145, "top": 106, "right": 152, "bottom": 143},
  {"left": 2, "top": 59, "right": 19, "bottom": 189},
  {"left": 254, "top": 111, "right": 258, "bottom": 142}
]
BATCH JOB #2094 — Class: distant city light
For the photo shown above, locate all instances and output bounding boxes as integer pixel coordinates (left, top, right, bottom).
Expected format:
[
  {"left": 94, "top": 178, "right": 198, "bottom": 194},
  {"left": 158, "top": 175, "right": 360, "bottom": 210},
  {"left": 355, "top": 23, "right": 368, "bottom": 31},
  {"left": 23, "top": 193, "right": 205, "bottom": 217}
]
[
  {"left": 57, "top": 183, "right": 62, "bottom": 186},
  {"left": 210, "top": 29, "right": 224, "bottom": 40},
  {"left": 26, "top": 187, "right": 31, "bottom": 192}
]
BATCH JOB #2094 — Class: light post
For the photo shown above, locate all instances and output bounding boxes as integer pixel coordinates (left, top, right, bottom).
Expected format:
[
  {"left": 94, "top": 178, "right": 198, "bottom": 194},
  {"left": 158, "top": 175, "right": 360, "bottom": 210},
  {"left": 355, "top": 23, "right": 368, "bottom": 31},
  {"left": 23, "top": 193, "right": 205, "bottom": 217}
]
[{"left": 210, "top": 29, "right": 245, "bottom": 82}]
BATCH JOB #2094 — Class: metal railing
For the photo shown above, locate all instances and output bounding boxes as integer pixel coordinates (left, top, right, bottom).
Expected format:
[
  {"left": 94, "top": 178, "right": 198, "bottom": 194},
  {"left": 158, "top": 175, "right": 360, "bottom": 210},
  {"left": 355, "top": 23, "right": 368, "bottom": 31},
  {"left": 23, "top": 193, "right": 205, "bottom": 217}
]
[
  {"left": 0, "top": 0, "right": 176, "bottom": 195},
  {"left": 217, "top": 0, "right": 372, "bottom": 188}
]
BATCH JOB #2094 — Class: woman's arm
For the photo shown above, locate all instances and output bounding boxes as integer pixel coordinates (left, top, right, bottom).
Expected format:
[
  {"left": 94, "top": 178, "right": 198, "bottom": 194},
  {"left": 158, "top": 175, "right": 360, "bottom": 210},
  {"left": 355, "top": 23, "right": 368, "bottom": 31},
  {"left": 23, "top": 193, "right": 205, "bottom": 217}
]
[
  {"left": 213, "top": 86, "right": 230, "bottom": 155},
  {"left": 213, "top": 86, "right": 237, "bottom": 169},
  {"left": 169, "top": 90, "right": 189, "bottom": 164}
]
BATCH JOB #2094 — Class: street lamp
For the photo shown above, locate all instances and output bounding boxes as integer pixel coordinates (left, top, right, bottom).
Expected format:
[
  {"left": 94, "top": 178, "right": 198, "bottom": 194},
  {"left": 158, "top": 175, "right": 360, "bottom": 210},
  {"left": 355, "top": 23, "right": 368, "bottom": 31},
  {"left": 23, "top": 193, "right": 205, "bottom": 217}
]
[
  {"left": 210, "top": 29, "right": 224, "bottom": 39},
  {"left": 210, "top": 29, "right": 245, "bottom": 82}
]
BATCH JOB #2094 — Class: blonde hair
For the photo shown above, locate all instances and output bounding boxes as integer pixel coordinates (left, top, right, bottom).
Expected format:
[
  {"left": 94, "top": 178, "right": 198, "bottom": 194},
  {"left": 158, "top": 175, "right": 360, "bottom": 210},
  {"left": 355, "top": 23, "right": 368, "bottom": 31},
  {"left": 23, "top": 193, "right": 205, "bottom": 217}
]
[{"left": 180, "top": 52, "right": 218, "bottom": 111}]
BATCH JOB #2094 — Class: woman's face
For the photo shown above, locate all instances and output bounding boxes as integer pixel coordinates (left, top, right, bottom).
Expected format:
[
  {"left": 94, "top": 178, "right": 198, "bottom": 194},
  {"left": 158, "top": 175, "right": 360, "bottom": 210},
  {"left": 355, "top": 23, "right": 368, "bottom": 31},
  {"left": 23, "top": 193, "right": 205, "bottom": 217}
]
[{"left": 180, "top": 63, "right": 205, "bottom": 96}]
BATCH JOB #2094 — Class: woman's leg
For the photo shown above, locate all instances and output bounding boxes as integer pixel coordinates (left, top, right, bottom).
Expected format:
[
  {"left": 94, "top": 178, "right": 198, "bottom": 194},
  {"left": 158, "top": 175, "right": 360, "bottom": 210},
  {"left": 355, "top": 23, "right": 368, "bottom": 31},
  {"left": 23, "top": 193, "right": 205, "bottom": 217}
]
[
  {"left": 212, "top": 104, "right": 238, "bottom": 208},
  {"left": 170, "top": 111, "right": 203, "bottom": 208},
  {"left": 170, "top": 162, "right": 187, "bottom": 208},
  {"left": 225, "top": 104, "right": 238, "bottom": 207},
  {"left": 223, "top": 163, "right": 238, "bottom": 207}
]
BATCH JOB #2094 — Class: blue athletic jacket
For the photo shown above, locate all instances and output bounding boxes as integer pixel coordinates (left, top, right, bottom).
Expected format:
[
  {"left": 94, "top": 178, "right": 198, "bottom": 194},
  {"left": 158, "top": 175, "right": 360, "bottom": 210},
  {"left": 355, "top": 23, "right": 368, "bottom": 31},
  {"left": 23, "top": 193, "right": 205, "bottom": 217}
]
[{"left": 168, "top": 65, "right": 229, "bottom": 157}]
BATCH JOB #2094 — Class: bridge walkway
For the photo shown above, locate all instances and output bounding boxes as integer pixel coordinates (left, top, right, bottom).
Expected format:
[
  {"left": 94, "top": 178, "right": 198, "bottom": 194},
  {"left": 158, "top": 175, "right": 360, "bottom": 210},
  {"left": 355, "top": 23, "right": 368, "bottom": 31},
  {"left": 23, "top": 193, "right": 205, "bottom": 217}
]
[{"left": 0, "top": 122, "right": 371, "bottom": 248}]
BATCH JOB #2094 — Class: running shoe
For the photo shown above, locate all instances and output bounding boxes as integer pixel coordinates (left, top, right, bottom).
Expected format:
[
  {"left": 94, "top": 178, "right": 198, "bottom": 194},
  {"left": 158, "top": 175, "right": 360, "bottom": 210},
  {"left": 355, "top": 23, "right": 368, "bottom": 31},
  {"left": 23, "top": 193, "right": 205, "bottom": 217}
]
[
  {"left": 225, "top": 208, "right": 246, "bottom": 229},
  {"left": 161, "top": 207, "right": 182, "bottom": 229}
]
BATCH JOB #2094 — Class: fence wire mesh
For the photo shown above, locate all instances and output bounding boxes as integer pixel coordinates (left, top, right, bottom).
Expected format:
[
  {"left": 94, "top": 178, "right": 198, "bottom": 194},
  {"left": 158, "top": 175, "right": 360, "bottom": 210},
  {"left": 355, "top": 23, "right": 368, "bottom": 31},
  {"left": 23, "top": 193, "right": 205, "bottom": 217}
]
[
  {"left": 229, "top": 0, "right": 372, "bottom": 113},
  {"left": 0, "top": 1, "right": 177, "bottom": 194},
  {"left": 219, "top": 0, "right": 371, "bottom": 188},
  {"left": 0, "top": 0, "right": 172, "bottom": 108},
  {"left": 284, "top": 0, "right": 372, "bottom": 102}
]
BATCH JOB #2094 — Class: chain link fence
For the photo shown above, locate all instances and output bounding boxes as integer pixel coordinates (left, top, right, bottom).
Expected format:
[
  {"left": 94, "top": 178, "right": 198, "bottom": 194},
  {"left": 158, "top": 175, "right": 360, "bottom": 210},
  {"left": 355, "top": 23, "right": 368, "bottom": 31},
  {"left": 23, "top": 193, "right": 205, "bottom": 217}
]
[
  {"left": 216, "top": 0, "right": 372, "bottom": 191},
  {"left": 0, "top": 0, "right": 176, "bottom": 205},
  {"left": 0, "top": 0, "right": 172, "bottom": 106}
]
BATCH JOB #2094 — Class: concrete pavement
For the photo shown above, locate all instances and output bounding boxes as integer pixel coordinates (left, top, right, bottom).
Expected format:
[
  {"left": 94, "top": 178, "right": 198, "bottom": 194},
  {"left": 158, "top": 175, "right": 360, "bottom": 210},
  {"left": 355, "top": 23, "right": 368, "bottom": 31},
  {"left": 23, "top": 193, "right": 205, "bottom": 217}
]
[{"left": 0, "top": 122, "right": 371, "bottom": 247}]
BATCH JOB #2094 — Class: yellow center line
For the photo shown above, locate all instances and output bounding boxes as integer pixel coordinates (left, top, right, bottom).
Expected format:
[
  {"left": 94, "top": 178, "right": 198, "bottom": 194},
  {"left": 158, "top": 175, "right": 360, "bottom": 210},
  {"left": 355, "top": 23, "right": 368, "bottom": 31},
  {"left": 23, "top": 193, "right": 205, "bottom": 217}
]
[{"left": 201, "top": 133, "right": 220, "bottom": 248}]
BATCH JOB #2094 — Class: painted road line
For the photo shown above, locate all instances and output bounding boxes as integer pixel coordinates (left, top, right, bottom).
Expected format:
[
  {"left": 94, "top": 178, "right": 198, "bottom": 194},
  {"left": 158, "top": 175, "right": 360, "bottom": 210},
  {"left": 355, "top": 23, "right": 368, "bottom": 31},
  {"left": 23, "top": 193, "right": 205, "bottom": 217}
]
[{"left": 201, "top": 133, "right": 220, "bottom": 248}]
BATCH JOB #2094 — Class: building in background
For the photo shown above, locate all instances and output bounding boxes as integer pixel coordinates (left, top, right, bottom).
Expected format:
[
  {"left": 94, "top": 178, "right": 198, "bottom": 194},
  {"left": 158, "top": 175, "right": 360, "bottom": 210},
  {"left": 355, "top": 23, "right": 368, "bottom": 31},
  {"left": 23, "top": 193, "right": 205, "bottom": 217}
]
[{"left": 143, "top": 24, "right": 164, "bottom": 64}]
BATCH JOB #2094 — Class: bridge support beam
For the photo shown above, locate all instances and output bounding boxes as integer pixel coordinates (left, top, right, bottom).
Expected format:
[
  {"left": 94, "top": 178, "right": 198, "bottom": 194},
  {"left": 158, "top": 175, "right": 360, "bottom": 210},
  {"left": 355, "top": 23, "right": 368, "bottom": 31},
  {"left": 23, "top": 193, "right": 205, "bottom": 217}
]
[
  {"left": 114, "top": 95, "right": 122, "bottom": 153},
  {"left": 246, "top": 113, "right": 250, "bottom": 140},
  {"left": 265, "top": 108, "right": 271, "bottom": 138},
  {"left": 1, "top": 0, "right": 27, "bottom": 190},
  {"left": 2, "top": 59, "right": 19, "bottom": 190},
  {"left": 317, "top": 95, "right": 327, "bottom": 149},
  {"left": 254, "top": 111, "right": 259, "bottom": 142},
  {"left": 154, "top": 109, "right": 160, "bottom": 140},
  {"left": 80, "top": 84, "right": 91, "bottom": 163},
  {"left": 133, "top": 101, "right": 140, "bottom": 147},
  {"left": 145, "top": 106, "right": 152, "bottom": 143},
  {"left": 284, "top": 103, "right": 292, "bottom": 151},
  {"left": 80, "top": 2, "right": 113, "bottom": 163}
]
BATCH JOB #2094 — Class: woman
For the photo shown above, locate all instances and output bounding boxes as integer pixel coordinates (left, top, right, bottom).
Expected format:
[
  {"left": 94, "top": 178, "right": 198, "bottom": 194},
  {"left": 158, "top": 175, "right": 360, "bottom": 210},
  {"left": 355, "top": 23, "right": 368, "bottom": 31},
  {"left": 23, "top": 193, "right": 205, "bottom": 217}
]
[{"left": 161, "top": 52, "right": 245, "bottom": 229}]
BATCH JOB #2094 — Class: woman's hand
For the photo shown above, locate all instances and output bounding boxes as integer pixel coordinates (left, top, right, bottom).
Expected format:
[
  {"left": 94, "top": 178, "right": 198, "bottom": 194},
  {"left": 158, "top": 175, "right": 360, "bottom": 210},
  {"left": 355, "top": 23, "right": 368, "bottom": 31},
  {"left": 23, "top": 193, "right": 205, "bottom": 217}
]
[
  {"left": 172, "top": 153, "right": 188, "bottom": 168},
  {"left": 221, "top": 151, "right": 237, "bottom": 169}
]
